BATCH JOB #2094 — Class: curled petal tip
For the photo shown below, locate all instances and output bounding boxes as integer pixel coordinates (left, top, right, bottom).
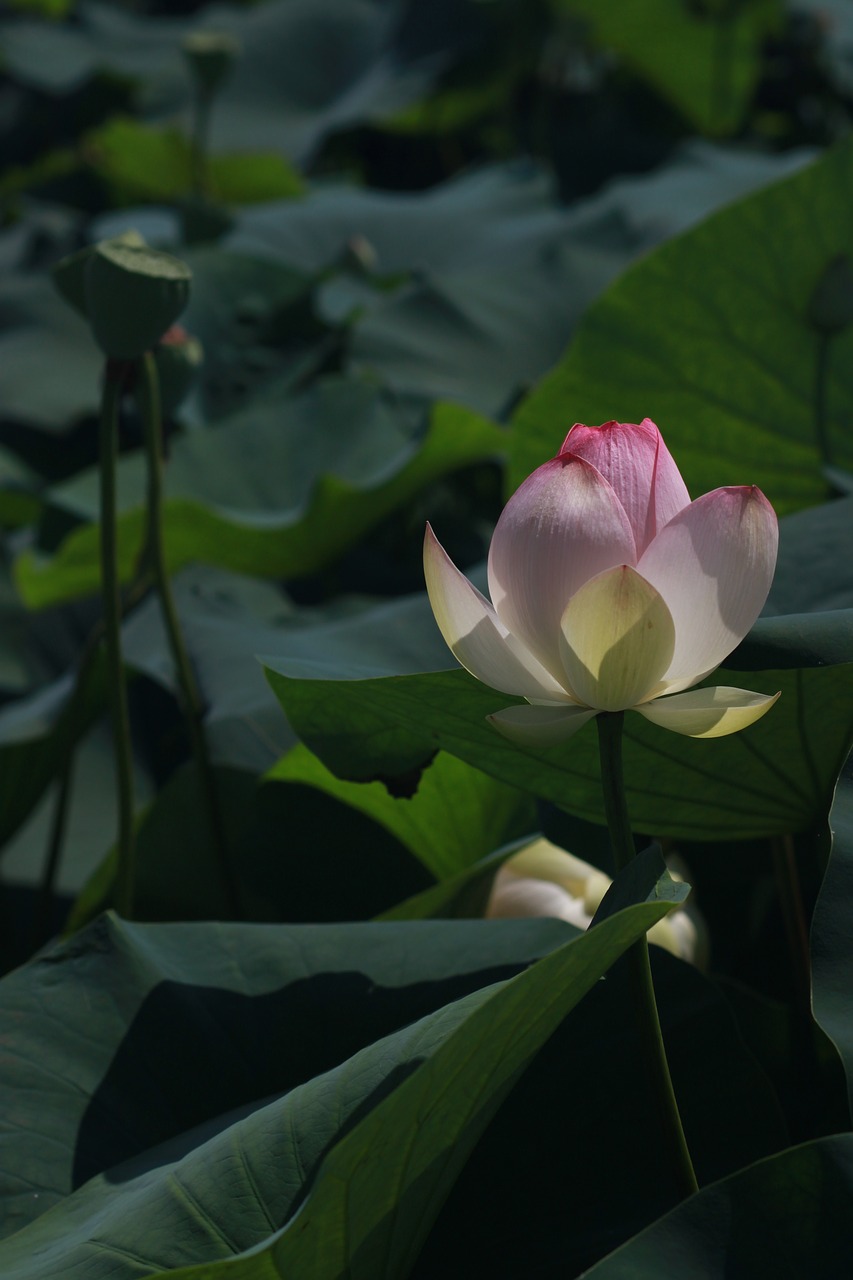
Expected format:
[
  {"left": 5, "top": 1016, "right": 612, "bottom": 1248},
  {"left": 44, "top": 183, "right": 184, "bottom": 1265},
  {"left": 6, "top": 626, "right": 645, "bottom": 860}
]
[{"left": 635, "top": 686, "right": 780, "bottom": 738}]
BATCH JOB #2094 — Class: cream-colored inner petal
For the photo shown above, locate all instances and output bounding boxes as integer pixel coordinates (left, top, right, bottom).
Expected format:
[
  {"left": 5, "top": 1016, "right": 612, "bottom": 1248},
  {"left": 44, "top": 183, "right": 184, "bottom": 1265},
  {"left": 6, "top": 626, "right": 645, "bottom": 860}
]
[{"left": 558, "top": 566, "right": 676, "bottom": 712}]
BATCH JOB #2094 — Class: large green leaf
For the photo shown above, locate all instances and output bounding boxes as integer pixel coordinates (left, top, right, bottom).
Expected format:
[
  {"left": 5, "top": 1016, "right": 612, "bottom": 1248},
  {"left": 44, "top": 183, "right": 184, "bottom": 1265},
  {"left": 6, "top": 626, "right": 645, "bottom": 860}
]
[
  {"left": 155, "top": 922, "right": 787, "bottom": 1279},
  {"left": 86, "top": 118, "right": 304, "bottom": 205},
  {"left": 349, "top": 267, "right": 583, "bottom": 417},
  {"left": 765, "top": 494, "right": 853, "bottom": 615},
  {"left": 730, "top": 610, "right": 853, "bottom": 671},
  {"left": 579, "top": 1134, "right": 853, "bottom": 1278},
  {"left": 0, "top": 660, "right": 105, "bottom": 851},
  {"left": 411, "top": 943, "right": 787, "bottom": 1277},
  {"left": 0, "top": 911, "right": 573, "bottom": 1239},
  {"left": 72, "top": 760, "right": 436, "bottom": 927},
  {"left": 119, "top": 565, "right": 457, "bottom": 774},
  {"left": 555, "top": 0, "right": 781, "bottom": 135},
  {"left": 234, "top": 148, "right": 810, "bottom": 418},
  {"left": 15, "top": 395, "right": 504, "bottom": 608},
  {"left": 722, "top": 495, "right": 853, "bottom": 668},
  {"left": 0, "top": 897, "right": 690, "bottom": 1278},
  {"left": 510, "top": 139, "right": 853, "bottom": 514},
  {"left": 230, "top": 145, "right": 808, "bottom": 282},
  {"left": 265, "top": 660, "right": 853, "bottom": 841},
  {"left": 0, "top": 274, "right": 100, "bottom": 429},
  {"left": 177, "top": 249, "right": 316, "bottom": 426}
]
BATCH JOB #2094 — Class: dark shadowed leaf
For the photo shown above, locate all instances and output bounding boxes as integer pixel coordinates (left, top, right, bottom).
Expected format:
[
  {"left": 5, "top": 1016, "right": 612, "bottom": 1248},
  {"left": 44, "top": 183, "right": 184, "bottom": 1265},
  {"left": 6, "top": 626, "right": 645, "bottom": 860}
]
[
  {"left": 0, "top": 896, "right": 685, "bottom": 1277},
  {"left": 269, "top": 744, "right": 535, "bottom": 882},
  {"left": 0, "top": 911, "right": 574, "bottom": 1240},
  {"left": 580, "top": 1135, "right": 853, "bottom": 1279}
]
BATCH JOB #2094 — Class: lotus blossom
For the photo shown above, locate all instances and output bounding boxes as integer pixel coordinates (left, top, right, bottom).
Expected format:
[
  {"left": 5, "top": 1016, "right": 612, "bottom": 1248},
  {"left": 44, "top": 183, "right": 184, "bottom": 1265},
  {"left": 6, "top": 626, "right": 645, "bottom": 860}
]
[
  {"left": 484, "top": 839, "right": 706, "bottom": 965},
  {"left": 424, "top": 418, "right": 779, "bottom": 744}
]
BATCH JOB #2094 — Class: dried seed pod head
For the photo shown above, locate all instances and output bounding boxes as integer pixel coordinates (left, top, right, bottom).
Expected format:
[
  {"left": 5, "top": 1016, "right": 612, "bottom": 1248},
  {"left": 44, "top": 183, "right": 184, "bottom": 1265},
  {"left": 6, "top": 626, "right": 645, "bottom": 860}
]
[
  {"left": 85, "top": 240, "right": 192, "bottom": 361},
  {"left": 182, "top": 30, "right": 241, "bottom": 97}
]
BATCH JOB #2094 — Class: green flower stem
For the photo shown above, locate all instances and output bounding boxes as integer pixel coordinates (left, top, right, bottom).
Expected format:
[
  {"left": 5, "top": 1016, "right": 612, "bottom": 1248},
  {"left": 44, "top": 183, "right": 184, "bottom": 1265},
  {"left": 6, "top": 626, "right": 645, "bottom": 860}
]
[
  {"left": 136, "top": 351, "right": 241, "bottom": 918},
  {"left": 190, "top": 86, "right": 213, "bottom": 198},
  {"left": 710, "top": 6, "right": 734, "bottom": 131},
  {"left": 34, "top": 747, "right": 75, "bottom": 949},
  {"left": 771, "top": 834, "right": 812, "bottom": 1020},
  {"left": 34, "top": 571, "right": 153, "bottom": 948},
  {"left": 596, "top": 711, "right": 699, "bottom": 1201},
  {"left": 100, "top": 359, "right": 137, "bottom": 918}
]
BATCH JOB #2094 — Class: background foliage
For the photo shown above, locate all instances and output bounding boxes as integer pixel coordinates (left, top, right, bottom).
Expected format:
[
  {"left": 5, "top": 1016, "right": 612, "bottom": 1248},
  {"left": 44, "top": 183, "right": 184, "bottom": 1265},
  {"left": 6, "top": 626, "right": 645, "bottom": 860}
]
[{"left": 1, "top": 0, "right": 852, "bottom": 1274}]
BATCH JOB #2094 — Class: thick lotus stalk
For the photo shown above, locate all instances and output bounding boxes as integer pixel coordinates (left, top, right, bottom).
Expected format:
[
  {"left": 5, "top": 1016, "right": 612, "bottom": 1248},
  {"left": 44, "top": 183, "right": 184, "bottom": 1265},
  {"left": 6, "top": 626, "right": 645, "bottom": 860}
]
[{"left": 424, "top": 418, "right": 779, "bottom": 745}]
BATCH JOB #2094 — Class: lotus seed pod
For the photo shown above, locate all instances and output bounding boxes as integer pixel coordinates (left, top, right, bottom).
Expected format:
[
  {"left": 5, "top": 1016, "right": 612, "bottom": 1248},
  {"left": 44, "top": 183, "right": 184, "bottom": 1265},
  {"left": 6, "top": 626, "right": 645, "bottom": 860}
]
[
  {"left": 182, "top": 31, "right": 241, "bottom": 97},
  {"left": 51, "top": 229, "right": 147, "bottom": 319},
  {"left": 85, "top": 240, "right": 191, "bottom": 360}
]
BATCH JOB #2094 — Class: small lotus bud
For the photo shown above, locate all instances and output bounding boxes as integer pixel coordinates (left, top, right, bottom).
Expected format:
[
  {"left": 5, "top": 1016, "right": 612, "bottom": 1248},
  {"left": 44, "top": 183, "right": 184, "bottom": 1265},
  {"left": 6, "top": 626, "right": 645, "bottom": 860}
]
[
  {"left": 154, "top": 324, "right": 204, "bottom": 415},
  {"left": 85, "top": 239, "right": 192, "bottom": 361},
  {"left": 343, "top": 234, "right": 378, "bottom": 274},
  {"left": 52, "top": 228, "right": 147, "bottom": 319},
  {"left": 182, "top": 31, "right": 241, "bottom": 97},
  {"left": 808, "top": 253, "right": 853, "bottom": 336}
]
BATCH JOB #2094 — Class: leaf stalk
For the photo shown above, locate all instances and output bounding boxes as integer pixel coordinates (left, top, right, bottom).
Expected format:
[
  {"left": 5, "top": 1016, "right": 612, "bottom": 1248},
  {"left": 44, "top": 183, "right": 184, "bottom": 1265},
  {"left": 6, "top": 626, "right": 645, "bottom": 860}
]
[
  {"left": 99, "top": 360, "right": 137, "bottom": 917},
  {"left": 136, "top": 352, "right": 241, "bottom": 918},
  {"left": 596, "top": 711, "right": 699, "bottom": 1201}
]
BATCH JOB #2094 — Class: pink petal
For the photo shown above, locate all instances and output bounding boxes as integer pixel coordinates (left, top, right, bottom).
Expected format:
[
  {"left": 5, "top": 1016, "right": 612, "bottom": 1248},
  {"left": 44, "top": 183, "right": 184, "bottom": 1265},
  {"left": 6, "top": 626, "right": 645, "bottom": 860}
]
[
  {"left": 488, "top": 454, "right": 637, "bottom": 683},
  {"left": 562, "top": 419, "right": 691, "bottom": 556},
  {"left": 423, "top": 524, "right": 570, "bottom": 700},
  {"left": 488, "top": 703, "right": 598, "bottom": 745},
  {"left": 634, "top": 686, "right": 780, "bottom": 737},
  {"left": 637, "top": 486, "right": 778, "bottom": 692}
]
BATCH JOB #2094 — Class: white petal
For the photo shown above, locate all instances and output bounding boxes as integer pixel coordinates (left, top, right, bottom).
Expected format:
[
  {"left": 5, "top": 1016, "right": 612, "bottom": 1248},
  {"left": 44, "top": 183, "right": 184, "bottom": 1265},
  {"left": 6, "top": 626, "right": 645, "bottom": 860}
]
[
  {"left": 423, "top": 525, "right": 569, "bottom": 700},
  {"left": 558, "top": 565, "right": 676, "bottom": 711},
  {"left": 637, "top": 486, "right": 778, "bottom": 692},
  {"left": 488, "top": 703, "right": 598, "bottom": 746},
  {"left": 502, "top": 839, "right": 598, "bottom": 896},
  {"left": 562, "top": 419, "right": 691, "bottom": 556},
  {"left": 634, "top": 686, "right": 781, "bottom": 738},
  {"left": 487, "top": 453, "right": 637, "bottom": 683},
  {"left": 648, "top": 911, "right": 703, "bottom": 964},
  {"left": 486, "top": 870, "right": 592, "bottom": 927}
]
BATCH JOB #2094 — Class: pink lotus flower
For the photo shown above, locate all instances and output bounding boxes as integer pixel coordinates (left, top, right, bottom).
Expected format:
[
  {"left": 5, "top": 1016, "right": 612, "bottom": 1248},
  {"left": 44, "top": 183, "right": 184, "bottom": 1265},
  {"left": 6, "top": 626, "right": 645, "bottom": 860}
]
[{"left": 424, "top": 418, "right": 779, "bottom": 744}]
